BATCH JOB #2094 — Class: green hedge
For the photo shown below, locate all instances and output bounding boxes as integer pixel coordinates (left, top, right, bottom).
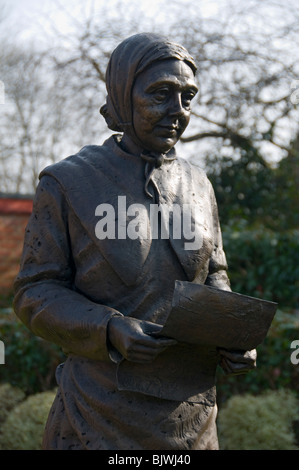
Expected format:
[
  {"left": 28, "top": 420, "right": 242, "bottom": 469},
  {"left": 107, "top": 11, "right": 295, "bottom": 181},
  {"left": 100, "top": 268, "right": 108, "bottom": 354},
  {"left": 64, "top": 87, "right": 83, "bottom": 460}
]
[
  {"left": 0, "top": 310, "right": 64, "bottom": 394},
  {"left": 0, "top": 388, "right": 56, "bottom": 450},
  {"left": 216, "top": 309, "right": 299, "bottom": 405},
  {"left": 223, "top": 225, "right": 299, "bottom": 309},
  {"left": 217, "top": 388, "right": 299, "bottom": 450},
  {"left": 0, "top": 383, "right": 25, "bottom": 425},
  {"left": 216, "top": 224, "right": 299, "bottom": 402}
]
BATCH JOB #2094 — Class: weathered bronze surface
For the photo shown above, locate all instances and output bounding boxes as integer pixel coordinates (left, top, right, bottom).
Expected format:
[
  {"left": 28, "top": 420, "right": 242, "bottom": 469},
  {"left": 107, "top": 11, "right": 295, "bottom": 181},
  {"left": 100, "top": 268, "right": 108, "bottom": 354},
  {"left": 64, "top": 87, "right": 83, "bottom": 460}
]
[
  {"left": 13, "top": 33, "right": 263, "bottom": 450},
  {"left": 158, "top": 281, "right": 277, "bottom": 350}
]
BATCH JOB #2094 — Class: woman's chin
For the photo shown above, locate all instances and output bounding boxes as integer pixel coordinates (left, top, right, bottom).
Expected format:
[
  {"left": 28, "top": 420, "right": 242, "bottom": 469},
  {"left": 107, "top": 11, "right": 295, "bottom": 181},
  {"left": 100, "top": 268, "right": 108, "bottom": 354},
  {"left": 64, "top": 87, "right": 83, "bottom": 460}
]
[{"left": 146, "top": 136, "right": 178, "bottom": 154}]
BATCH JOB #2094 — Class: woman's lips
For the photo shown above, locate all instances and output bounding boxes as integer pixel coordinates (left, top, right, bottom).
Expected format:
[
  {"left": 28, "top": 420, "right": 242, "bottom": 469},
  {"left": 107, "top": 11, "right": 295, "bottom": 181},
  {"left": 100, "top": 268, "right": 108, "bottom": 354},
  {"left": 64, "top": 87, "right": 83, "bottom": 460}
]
[{"left": 156, "top": 125, "right": 179, "bottom": 137}]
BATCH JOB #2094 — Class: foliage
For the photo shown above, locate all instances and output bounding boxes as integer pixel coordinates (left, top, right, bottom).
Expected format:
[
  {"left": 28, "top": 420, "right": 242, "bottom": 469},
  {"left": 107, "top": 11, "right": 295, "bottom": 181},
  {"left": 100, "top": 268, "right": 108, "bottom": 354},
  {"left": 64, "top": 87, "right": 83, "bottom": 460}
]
[
  {"left": 0, "top": 383, "right": 25, "bottom": 425},
  {"left": 216, "top": 310, "right": 299, "bottom": 404},
  {"left": 0, "top": 390, "right": 56, "bottom": 450},
  {"left": 0, "top": 293, "right": 14, "bottom": 309},
  {"left": 206, "top": 148, "right": 275, "bottom": 228},
  {"left": 217, "top": 388, "right": 299, "bottom": 450},
  {"left": 206, "top": 143, "right": 299, "bottom": 232},
  {"left": 0, "top": 311, "right": 65, "bottom": 394},
  {"left": 222, "top": 225, "right": 299, "bottom": 309},
  {"left": 210, "top": 123, "right": 299, "bottom": 408},
  {"left": 273, "top": 148, "right": 299, "bottom": 231}
]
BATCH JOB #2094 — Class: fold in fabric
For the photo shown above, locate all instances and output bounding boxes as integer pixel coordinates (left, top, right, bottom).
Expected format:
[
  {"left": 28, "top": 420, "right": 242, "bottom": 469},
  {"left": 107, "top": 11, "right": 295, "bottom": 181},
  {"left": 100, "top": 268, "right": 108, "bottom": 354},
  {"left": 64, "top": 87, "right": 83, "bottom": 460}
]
[{"left": 141, "top": 151, "right": 177, "bottom": 201}]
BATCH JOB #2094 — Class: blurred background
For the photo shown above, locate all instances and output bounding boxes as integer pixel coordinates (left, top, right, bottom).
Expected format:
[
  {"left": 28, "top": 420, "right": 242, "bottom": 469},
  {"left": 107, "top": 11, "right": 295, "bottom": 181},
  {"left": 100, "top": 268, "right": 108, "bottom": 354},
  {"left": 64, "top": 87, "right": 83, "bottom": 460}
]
[{"left": 0, "top": 0, "right": 298, "bottom": 450}]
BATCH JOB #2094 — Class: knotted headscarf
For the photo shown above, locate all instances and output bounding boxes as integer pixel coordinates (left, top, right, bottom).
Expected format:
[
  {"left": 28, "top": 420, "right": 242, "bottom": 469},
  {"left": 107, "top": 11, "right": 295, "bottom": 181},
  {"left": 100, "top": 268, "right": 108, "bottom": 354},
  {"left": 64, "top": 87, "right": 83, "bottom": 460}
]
[{"left": 100, "top": 33, "right": 197, "bottom": 200}]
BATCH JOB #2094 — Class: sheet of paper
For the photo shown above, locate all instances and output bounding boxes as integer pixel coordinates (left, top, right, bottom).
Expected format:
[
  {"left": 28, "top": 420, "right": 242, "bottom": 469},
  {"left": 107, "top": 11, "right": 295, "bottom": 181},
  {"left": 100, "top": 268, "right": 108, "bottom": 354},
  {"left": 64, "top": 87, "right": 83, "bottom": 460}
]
[{"left": 155, "top": 281, "right": 277, "bottom": 350}]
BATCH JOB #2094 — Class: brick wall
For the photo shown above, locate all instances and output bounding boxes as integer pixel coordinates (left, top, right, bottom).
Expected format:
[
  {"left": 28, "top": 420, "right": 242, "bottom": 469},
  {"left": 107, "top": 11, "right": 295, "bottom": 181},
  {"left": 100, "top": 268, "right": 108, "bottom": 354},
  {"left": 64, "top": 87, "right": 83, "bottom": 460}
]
[{"left": 0, "top": 197, "right": 33, "bottom": 296}]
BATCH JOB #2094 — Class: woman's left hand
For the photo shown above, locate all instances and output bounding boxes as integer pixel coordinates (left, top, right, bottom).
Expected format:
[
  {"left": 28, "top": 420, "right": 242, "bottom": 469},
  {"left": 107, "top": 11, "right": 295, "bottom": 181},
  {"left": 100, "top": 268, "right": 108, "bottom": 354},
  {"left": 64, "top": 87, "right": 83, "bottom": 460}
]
[{"left": 218, "top": 348, "right": 257, "bottom": 375}]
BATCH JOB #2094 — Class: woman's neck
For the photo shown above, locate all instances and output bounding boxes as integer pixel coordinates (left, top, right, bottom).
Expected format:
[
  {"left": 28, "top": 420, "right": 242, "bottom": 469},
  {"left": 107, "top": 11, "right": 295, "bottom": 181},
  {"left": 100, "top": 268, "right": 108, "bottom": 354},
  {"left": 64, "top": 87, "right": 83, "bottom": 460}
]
[{"left": 120, "top": 134, "right": 144, "bottom": 156}]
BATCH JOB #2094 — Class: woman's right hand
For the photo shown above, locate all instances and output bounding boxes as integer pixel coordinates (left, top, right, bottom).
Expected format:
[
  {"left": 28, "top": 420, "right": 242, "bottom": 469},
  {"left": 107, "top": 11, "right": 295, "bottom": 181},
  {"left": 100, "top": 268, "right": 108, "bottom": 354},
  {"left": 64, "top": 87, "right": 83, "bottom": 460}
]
[{"left": 107, "top": 316, "right": 177, "bottom": 363}]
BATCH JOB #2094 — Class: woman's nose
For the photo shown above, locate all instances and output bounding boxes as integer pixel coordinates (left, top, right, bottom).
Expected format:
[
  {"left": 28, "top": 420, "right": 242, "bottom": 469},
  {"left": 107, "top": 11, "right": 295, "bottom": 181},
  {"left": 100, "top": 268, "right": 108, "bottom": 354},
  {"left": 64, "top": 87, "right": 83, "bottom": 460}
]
[{"left": 168, "top": 93, "right": 185, "bottom": 117}]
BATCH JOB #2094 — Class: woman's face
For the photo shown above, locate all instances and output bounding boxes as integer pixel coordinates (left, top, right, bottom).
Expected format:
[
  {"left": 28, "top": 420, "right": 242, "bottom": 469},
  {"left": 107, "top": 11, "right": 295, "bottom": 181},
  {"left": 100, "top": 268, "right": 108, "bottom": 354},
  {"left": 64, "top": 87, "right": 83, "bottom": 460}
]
[{"left": 131, "top": 59, "right": 198, "bottom": 154}]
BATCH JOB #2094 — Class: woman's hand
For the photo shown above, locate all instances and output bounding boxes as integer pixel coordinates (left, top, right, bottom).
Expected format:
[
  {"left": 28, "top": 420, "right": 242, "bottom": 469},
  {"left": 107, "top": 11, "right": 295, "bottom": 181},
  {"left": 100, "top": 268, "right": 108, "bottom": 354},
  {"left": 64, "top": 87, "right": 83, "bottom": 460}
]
[
  {"left": 107, "top": 316, "right": 177, "bottom": 363},
  {"left": 218, "top": 348, "right": 257, "bottom": 375}
]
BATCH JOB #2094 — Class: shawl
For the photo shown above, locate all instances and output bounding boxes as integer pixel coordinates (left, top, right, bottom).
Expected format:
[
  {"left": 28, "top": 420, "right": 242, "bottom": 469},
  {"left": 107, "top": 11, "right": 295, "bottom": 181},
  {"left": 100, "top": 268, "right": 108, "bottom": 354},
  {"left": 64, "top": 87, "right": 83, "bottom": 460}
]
[
  {"left": 100, "top": 33, "right": 197, "bottom": 200},
  {"left": 100, "top": 32, "right": 197, "bottom": 136}
]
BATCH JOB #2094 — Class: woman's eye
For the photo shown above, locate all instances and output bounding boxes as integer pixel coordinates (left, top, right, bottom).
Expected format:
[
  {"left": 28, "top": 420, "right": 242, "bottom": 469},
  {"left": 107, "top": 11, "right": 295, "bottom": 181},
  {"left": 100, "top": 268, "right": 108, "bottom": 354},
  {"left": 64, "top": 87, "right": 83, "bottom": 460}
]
[
  {"left": 153, "top": 89, "right": 169, "bottom": 102},
  {"left": 182, "top": 92, "right": 196, "bottom": 106}
]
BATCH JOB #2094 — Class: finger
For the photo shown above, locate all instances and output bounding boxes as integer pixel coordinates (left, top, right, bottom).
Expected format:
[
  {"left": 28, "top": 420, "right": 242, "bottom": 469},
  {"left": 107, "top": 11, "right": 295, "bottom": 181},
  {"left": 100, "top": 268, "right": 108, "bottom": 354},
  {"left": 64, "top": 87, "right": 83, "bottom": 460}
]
[
  {"left": 139, "top": 321, "right": 177, "bottom": 345},
  {"left": 144, "top": 323, "right": 164, "bottom": 335},
  {"left": 130, "top": 339, "right": 176, "bottom": 355},
  {"left": 226, "top": 359, "right": 253, "bottom": 371},
  {"left": 155, "top": 337, "right": 177, "bottom": 346},
  {"left": 220, "top": 357, "right": 255, "bottom": 375},
  {"left": 219, "top": 348, "right": 257, "bottom": 364},
  {"left": 126, "top": 348, "right": 162, "bottom": 363},
  {"left": 127, "top": 354, "right": 157, "bottom": 363},
  {"left": 126, "top": 340, "right": 176, "bottom": 362},
  {"left": 135, "top": 333, "right": 177, "bottom": 348}
]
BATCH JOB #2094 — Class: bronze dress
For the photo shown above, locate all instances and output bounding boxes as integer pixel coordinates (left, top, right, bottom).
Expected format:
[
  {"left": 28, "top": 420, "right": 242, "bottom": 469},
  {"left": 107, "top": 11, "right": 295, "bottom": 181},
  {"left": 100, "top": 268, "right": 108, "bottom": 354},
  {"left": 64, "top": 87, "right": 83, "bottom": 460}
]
[{"left": 14, "top": 134, "right": 231, "bottom": 450}]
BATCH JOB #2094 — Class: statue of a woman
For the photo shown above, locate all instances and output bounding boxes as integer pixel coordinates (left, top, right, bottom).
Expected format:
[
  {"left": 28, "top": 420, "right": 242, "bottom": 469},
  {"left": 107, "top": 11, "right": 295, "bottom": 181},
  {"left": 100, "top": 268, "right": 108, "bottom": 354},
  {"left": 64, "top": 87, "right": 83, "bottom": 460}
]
[{"left": 14, "top": 33, "right": 256, "bottom": 450}]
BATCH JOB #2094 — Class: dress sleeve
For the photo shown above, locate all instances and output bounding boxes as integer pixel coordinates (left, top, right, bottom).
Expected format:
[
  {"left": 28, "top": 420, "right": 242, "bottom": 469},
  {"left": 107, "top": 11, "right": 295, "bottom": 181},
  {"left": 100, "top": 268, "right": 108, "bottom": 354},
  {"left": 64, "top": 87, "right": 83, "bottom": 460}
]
[
  {"left": 13, "top": 175, "right": 122, "bottom": 362},
  {"left": 204, "top": 181, "right": 231, "bottom": 292}
]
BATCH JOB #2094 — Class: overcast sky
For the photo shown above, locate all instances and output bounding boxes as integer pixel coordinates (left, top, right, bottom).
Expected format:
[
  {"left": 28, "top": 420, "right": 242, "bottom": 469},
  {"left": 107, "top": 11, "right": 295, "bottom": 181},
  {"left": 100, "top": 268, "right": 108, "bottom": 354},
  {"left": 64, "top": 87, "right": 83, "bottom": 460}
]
[
  {"left": 1, "top": 0, "right": 298, "bottom": 167},
  {"left": 1, "top": 0, "right": 222, "bottom": 45},
  {"left": 3, "top": 0, "right": 299, "bottom": 51}
]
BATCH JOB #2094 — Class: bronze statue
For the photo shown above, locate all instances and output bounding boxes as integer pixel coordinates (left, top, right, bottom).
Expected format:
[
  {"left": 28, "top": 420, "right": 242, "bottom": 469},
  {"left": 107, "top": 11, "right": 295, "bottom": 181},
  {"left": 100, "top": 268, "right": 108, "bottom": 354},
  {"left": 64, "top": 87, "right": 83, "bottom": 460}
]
[{"left": 14, "top": 33, "right": 257, "bottom": 450}]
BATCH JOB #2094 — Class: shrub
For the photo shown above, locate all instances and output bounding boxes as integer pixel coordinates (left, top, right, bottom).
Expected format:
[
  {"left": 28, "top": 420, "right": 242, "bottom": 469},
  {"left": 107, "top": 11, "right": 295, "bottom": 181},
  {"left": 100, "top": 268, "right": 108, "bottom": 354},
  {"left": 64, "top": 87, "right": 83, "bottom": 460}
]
[
  {"left": 217, "top": 389, "right": 299, "bottom": 450},
  {"left": 0, "top": 310, "right": 65, "bottom": 394},
  {"left": 216, "top": 309, "right": 299, "bottom": 403},
  {"left": 0, "top": 389, "right": 56, "bottom": 450},
  {"left": 0, "top": 383, "right": 25, "bottom": 425},
  {"left": 222, "top": 225, "right": 299, "bottom": 309}
]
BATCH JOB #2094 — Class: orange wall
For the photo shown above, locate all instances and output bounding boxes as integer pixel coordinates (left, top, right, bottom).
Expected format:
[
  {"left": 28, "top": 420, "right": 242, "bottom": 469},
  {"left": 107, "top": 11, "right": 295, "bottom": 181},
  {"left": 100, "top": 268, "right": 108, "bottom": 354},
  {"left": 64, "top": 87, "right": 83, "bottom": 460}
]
[{"left": 0, "top": 198, "right": 33, "bottom": 295}]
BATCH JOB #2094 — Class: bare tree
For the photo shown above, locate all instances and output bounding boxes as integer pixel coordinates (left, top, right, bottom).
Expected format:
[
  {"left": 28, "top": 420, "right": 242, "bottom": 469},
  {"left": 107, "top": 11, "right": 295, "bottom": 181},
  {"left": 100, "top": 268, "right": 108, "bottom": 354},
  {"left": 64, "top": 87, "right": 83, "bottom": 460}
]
[
  {"left": 1, "top": 0, "right": 299, "bottom": 193},
  {"left": 168, "top": 0, "right": 299, "bottom": 165},
  {"left": 45, "top": 0, "right": 299, "bottom": 166},
  {"left": 0, "top": 43, "right": 90, "bottom": 193}
]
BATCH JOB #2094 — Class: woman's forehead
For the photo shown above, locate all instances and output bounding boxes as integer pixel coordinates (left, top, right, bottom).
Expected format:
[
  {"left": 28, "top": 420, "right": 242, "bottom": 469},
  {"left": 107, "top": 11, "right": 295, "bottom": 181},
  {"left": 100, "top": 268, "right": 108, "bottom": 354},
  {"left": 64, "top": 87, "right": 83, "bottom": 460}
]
[{"left": 134, "top": 59, "right": 197, "bottom": 91}]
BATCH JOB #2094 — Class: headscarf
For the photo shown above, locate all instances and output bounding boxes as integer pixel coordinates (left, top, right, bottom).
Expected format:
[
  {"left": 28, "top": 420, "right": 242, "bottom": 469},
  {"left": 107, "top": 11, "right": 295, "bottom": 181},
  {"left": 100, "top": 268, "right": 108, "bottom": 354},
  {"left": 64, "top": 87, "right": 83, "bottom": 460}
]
[{"left": 100, "top": 33, "right": 197, "bottom": 199}]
